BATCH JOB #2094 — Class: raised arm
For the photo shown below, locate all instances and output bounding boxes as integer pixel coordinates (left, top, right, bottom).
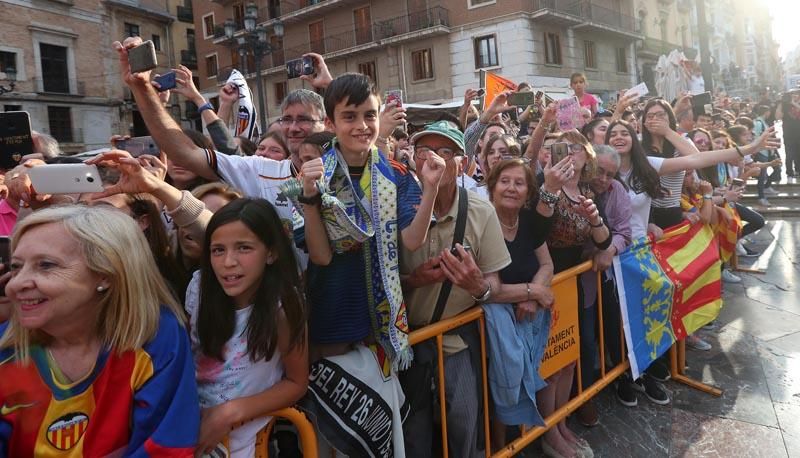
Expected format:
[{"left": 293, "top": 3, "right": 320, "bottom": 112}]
[
  {"left": 659, "top": 127, "right": 781, "bottom": 175},
  {"left": 114, "top": 38, "right": 217, "bottom": 180}
]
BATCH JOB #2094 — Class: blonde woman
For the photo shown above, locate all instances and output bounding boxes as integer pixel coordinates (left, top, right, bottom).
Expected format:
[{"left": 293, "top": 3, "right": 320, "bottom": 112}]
[{"left": 0, "top": 205, "right": 199, "bottom": 456}]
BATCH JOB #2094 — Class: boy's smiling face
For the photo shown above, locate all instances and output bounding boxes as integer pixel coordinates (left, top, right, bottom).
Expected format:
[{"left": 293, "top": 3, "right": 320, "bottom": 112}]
[{"left": 328, "top": 94, "right": 380, "bottom": 160}]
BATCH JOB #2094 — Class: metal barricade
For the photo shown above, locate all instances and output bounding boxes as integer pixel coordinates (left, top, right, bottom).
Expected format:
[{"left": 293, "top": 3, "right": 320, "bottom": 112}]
[{"left": 407, "top": 261, "right": 631, "bottom": 458}]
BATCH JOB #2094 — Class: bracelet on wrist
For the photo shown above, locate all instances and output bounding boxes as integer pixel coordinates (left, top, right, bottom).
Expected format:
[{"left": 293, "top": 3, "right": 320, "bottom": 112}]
[
  {"left": 198, "top": 102, "right": 214, "bottom": 114},
  {"left": 538, "top": 186, "right": 560, "bottom": 208},
  {"left": 526, "top": 283, "right": 531, "bottom": 302},
  {"left": 472, "top": 282, "right": 492, "bottom": 303},
  {"left": 590, "top": 217, "right": 604, "bottom": 228},
  {"left": 735, "top": 145, "right": 744, "bottom": 158}
]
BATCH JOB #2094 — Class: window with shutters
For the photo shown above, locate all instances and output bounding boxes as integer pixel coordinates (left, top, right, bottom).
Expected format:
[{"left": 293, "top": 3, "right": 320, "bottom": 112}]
[{"left": 411, "top": 48, "right": 434, "bottom": 81}]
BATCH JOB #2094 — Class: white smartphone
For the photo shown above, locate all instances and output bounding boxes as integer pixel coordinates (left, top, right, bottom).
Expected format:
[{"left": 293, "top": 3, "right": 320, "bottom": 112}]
[
  {"left": 28, "top": 164, "right": 105, "bottom": 194},
  {"left": 624, "top": 82, "right": 649, "bottom": 99}
]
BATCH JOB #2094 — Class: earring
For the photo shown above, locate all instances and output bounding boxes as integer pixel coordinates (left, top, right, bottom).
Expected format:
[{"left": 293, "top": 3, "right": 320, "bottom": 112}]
[{"left": 97, "top": 286, "right": 106, "bottom": 292}]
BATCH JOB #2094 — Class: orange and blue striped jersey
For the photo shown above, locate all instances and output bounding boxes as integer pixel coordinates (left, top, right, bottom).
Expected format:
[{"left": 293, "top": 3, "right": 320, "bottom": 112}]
[{"left": 0, "top": 307, "right": 200, "bottom": 457}]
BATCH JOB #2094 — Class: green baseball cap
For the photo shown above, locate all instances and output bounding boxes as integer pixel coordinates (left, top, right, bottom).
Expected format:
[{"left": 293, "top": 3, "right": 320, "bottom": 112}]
[{"left": 410, "top": 120, "right": 465, "bottom": 154}]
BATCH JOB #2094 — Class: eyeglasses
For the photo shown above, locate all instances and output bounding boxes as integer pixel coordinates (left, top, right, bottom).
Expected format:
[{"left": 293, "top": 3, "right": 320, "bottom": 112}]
[
  {"left": 277, "top": 116, "right": 323, "bottom": 128},
  {"left": 415, "top": 146, "right": 457, "bottom": 160},
  {"left": 645, "top": 111, "right": 668, "bottom": 120},
  {"left": 543, "top": 143, "right": 585, "bottom": 153}
]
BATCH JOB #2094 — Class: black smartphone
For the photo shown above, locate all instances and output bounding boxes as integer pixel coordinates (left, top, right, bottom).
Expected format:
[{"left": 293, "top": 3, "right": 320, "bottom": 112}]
[
  {"left": 116, "top": 136, "right": 159, "bottom": 157},
  {"left": 550, "top": 142, "right": 570, "bottom": 165},
  {"left": 731, "top": 178, "right": 745, "bottom": 188},
  {"left": 128, "top": 40, "right": 158, "bottom": 73},
  {"left": 153, "top": 71, "right": 176, "bottom": 92},
  {"left": 507, "top": 91, "right": 535, "bottom": 107},
  {"left": 450, "top": 244, "right": 472, "bottom": 258},
  {"left": 475, "top": 88, "right": 486, "bottom": 97},
  {"left": 692, "top": 91, "right": 713, "bottom": 118},
  {"left": 0, "top": 111, "right": 34, "bottom": 170},
  {"left": 286, "top": 56, "right": 314, "bottom": 79}
]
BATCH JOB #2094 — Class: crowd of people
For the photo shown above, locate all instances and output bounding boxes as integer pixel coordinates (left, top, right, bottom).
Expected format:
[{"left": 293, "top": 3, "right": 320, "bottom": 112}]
[{"left": 0, "top": 34, "right": 790, "bottom": 458}]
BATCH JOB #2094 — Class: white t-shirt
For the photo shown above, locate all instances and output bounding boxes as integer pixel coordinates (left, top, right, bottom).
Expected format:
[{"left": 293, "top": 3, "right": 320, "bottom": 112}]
[
  {"left": 185, "top": 271, "right": 284, "bottom": 458},
  {"left": 211, "top": 152, "right": 307, "bottom": 267},
  {"left": 460, "top": 174, "right": 490, "bottom": 201},
  {"left": 619, "top": 157, "right": 664, "bottom": 239}
]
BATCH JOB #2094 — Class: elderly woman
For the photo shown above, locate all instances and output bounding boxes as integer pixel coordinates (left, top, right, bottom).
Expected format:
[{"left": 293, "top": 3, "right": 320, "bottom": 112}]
[
  {"left": 538, "top": 130, "right": 610, "bottom": 458},
  {"left": 0, "top": 205, "right": 199, "bottom": 456},
  {"left": 481, "top": 158, "right": 554, "bottom": 451}
]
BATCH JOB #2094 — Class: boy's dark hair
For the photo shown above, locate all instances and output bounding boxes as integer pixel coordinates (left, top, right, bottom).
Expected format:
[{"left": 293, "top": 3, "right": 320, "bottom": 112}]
[
  {"left": 302, "top": 131, "right": 335, "bottom": 148},
  {"left": 198, "top": 198, "right": 307, "bottom": 362},
  {"left": 323, "top": 73, "right": 378, "bottom": 121}
]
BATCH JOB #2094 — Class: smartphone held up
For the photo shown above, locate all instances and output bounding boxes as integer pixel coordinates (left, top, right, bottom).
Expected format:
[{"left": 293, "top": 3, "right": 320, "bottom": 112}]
[
  {"left": 286, "top": 56, "right": 314, "bottom": 79},
  {"left": 0, "top": 111, "right": 34, "bottom": 170}
]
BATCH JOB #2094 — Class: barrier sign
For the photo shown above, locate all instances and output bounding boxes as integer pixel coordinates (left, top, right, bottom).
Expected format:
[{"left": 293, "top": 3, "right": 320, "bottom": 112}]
[{"left": 540, "top": 275, "right": 580, "bottom": 379}]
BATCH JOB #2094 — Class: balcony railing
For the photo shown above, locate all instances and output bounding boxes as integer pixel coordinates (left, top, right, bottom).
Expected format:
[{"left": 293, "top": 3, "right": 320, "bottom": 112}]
[
  {"left": 531, "top": 0, "right": 637, "bottom": 33},
  {"left": 181, "top": 49, "right": 198, "bottom": 69},
  {"left": 33, "top": 78, "right": 86, "bottom": 96},
  {"left": 373, "top": 6, "right": 450, "bottom": 40},
  {"left": 177, "top": 5, "right": 193, "bottom": 22},
  {"left": 269, "top": 7, "right": 450, "bottom": 69}
]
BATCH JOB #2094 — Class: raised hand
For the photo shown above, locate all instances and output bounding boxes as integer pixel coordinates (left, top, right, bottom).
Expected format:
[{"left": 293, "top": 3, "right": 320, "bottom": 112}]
[
  {"left": 379, "top": 100, "right": 407, "bottom": 139},
  {"left": 542, "top": 154, "right": 573, "bottom": 193},
  {"left": 299, "top": 53, "right": 333, "bottom": 90},
  {"left": 299, "top": 157, "right": 324, "bottom": 197},
  {"left": 113, "top": 36, "right": 150, "bottom": 89},
  {"left": 417, "top": 151, "right": 446, "bottom": 189},
  {"left": 85, "top": 150, "right": 167, "bottom": 197}
]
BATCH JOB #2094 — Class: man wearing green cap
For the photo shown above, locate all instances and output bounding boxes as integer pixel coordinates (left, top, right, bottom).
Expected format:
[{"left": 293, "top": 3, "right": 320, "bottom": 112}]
[{"left": 400, "top": 121, "right": 511, "bottom": 457}]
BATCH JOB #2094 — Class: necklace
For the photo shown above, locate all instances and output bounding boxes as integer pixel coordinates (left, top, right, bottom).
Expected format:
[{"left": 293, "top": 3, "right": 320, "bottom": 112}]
[{"left": 499, "top": 216, "right": 519, "bottom": 230}]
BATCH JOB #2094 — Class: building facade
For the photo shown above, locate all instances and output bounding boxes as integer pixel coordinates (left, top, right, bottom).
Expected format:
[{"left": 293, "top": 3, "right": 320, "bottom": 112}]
[
  {"left": 192, "top": 0, "right": 641, "bottom": 123},
  {"left": 633, "top": 0, "right": 696, "bottom": 95},
  {"left": 0, "top": 0, "right": 120, "bottom": 153},
  {"left": 0, "top": 0, "right": 194, "bottom": 151}
]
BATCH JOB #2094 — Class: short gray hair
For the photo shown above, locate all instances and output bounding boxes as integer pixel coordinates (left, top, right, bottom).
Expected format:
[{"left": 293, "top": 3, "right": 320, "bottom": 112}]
[
  {"left": 31, "top": 131, "right": 62, "bottom": 159},
  {"left": 280, "top": 89, "right": 325, "bottom": 119},
  {"left": 593, "top": 144, "right": 621, "bottom": 168}
]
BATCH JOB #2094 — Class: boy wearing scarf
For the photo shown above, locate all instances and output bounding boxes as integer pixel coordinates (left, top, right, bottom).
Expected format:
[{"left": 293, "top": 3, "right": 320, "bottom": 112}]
[{"left": 287, "top": 73, "right": 445, "bottom": 371}]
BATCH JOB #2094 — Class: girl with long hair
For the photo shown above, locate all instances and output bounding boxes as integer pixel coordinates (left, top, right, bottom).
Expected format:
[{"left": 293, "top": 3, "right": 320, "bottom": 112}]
[{"left": 188, "top": 198, "right": 308, "bottom": 457}]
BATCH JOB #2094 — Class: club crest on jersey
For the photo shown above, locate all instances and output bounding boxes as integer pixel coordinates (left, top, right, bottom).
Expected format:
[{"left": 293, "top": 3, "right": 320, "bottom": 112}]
[{"left": 47, "top": 412, "right": 89, "bottom": 451}]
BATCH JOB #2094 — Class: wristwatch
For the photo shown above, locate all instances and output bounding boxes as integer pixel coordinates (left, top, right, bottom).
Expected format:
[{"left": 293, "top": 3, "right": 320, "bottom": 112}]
[
  {"left": 472, "top": 282, "right": 492, "bottom": 303},
  {"left": 590, "top": 217, "right": 604, "bottom": 228},
  {"left": 297, "top": 192, "right": 322, "bottom": 206},
  {"left": 539, "top": 186, "right": 560, "bottom": 208}
]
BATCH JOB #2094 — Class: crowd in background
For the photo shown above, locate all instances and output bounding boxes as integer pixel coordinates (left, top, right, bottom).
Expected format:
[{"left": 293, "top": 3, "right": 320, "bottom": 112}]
[{"left": 0, "top": 34, "right": 791, "bottom": 458}]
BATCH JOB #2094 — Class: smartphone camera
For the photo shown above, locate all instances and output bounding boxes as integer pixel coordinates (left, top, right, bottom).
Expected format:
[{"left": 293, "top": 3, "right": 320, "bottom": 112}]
[
  {"left": 476, "top": 88, "right": 486, "bottom": 97},
  {"left": 86, "top": 174, "right": 95, "bottom": 183}
]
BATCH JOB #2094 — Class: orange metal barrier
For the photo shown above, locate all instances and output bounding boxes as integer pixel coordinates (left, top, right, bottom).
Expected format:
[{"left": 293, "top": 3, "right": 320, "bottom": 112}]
[
  {"left": 407, "top": 261, "right": 628, "bottom": 458},
  {"left": 224, "top": 407, "right": 319, "bottom": 458},
  {"left": 242, "top": 261, "right": 719, "bottom": 457}
]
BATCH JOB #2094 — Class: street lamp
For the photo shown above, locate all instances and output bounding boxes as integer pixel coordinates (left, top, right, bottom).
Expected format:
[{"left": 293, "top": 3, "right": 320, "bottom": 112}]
[
  {"left": 223, "top": 3, "right": 283, "bottom": 133},
  {"left": 0, "top": 67, "right": 17, "bottom": 96}
]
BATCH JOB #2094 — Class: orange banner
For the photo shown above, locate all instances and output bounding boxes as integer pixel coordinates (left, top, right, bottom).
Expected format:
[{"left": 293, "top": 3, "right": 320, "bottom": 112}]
[
  {"left": 483, "top": 71, "right": 518, "bottom": 110},
  {"left": 539, "top": 275, "right": 580, "bottom": 379}
]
